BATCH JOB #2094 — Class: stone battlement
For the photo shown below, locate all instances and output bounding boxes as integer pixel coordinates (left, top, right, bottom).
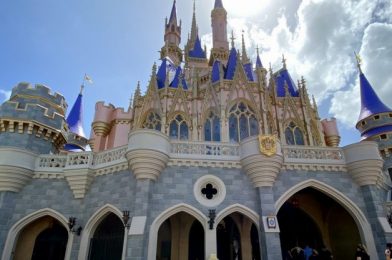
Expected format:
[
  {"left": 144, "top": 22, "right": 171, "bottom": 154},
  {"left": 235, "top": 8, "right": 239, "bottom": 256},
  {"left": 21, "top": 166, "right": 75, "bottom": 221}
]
[{"left": 10, "top": 82, "right": 67, "bottom": 114}]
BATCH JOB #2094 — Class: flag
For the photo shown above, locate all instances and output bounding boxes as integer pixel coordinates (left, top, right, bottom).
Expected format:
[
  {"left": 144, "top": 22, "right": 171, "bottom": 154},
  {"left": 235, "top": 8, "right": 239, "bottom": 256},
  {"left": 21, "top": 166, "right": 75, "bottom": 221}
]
[{"left": 84, "top": 74, "right": 93, "bottom": 84}]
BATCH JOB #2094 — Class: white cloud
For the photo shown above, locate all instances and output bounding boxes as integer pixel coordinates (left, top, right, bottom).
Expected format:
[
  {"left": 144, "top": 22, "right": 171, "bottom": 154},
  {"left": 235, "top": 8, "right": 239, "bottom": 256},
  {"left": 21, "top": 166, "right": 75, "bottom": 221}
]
[
  {"left": 202, "top": 0, "right": 392, "bottom": 127},
  {"left": 0, "top": 89, "right": 11, "bottom": 103}
]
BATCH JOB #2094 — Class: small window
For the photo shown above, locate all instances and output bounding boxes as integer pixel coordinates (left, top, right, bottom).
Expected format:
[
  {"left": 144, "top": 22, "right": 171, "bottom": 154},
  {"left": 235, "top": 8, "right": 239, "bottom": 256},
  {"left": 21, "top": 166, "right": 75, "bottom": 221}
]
[
  {"left": 374, "top": 115, "right": 380, "bottom": 120},
  {"left": 380, "top": 134, "right": 387, "bottom": 140},
  {"left": 389, "top": 114, "right": 392, "bottom": 118},
  {"left": 361, "top": 121, "right": 366, "bottom": 126}
]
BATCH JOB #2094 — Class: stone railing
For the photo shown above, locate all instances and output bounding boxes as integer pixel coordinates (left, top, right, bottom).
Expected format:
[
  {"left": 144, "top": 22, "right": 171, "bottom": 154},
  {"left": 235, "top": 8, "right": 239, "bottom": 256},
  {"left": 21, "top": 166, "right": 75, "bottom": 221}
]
[
  {"left": 170, "top": 141, "right": 240, "bottom": 157},
  {"left": 282, "top": 145, "right": 346, "bottom": 171}
]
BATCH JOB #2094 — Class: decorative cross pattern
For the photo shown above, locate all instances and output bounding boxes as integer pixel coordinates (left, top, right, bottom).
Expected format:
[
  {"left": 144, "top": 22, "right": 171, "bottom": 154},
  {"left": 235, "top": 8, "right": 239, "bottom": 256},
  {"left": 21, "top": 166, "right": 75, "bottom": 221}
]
[{"left": 202, "top": 183, "right": 217, "bottom": 200}]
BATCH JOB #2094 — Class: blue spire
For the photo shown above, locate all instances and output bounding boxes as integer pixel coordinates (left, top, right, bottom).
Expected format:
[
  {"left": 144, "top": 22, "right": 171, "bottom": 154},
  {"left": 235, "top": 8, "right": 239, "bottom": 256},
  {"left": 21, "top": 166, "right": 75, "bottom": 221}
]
[
  {"left": 169, "top": 0, "right": 178, "bottom": 24},
  {"left": 243, "top": 63, "right": 255, "bottom": 81},
  {"left": 214, "top": 0, "right": 224, "bottom": 9},
  {"left": 357, "top": 72, "right": 392, "bottom": 122},
  {"left": 170, "top": 67, "right": 188, "bottom": 89},
  {"left": 211, "top": 60, "right": 221, "bottom": 83},
  {"left": 189, "top": 35, "right": 206, "bottom": 59},
  {"left": 66, "top": 91, "right": 85, "bottom": 138},
  {"left": 225, "top": 47, "right": 237, "bottom": 80},
  {"left": 274, "top": 68, "right": 299, "bottom": 97}
]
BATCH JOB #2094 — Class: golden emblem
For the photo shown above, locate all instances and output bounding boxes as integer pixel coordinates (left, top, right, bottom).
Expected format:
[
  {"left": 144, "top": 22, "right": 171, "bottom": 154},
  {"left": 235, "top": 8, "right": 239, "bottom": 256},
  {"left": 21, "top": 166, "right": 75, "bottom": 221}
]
[{"left": 259, "top": 135, "right": 277, "bottom": 157}]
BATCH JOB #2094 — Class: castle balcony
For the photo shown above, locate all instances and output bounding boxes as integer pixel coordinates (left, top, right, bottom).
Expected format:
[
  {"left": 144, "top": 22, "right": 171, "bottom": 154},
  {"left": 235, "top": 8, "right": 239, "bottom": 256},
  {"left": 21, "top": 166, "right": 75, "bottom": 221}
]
[{"left": 33, "top": 140, "right": 347, "bottom": 178}]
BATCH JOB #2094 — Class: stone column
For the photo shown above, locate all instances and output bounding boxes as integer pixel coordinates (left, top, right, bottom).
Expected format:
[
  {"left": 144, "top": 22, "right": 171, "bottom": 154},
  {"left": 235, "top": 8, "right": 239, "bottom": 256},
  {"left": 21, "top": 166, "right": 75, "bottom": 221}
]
[
  {"left": 239, "top": 136, "right": 283, "bottom": 259},
  {"left": 125, "top": 129, "right": 170, "bottom": 260},
  {"left": 343, "top": 141, "right": 386, "bottom": 259}
]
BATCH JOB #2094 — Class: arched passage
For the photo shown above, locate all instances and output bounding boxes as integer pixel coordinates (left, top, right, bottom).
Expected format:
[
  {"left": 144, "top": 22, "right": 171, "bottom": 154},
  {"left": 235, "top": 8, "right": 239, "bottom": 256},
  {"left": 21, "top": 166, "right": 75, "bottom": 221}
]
[
  {"left": 1, "top": 208, "right": 72, "bottom": 260},
  {"left": 216, "top": 205, "right": 261, "bottom": 260},
  {"left": 147, "top": 203, "right": 208, "bottom": 260},
  {"left": 78, "top": 204, "right": 125, "bottom": 260},
  {"left": 156, "top": 211, "right": 205, "bottom": 260},
  {"left": 275, "top": 179, "right": 377, "bottom": 259}
]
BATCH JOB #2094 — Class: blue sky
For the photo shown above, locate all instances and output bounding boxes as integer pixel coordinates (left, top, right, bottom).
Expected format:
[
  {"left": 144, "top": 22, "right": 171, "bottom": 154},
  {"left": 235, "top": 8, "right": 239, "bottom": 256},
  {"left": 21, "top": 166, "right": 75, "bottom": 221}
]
[{"left": 0, "top": 0, "right": 391, "bottom": 146}]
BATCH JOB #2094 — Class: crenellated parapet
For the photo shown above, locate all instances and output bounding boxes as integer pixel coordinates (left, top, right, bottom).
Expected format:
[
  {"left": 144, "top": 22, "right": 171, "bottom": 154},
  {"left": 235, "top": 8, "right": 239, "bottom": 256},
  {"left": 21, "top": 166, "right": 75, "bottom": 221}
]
[
  {"left": 0, "top": 83, "right": 67, "bottom": 154},
  {"left": 90, "top": 102, "right": 132, "bottom": 152}
]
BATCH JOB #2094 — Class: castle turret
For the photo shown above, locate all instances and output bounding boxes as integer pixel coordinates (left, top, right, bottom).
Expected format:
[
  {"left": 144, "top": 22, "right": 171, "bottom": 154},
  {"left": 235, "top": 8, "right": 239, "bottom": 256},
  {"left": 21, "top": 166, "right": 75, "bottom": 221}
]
[
  {"left": 0, "top": 83, "right": 67, "bottom": 192},
  {"left": 210, "top": 0, "right": 229, "bottom": 63},
  {"left": 355, "top": 57, "right": 392, "bottom": 168},
  {"left": 64, "top": 86, "right": 88, "bottom": 152},
  {"left": 160, "top": 0, "right": 183, "bottom": 65}
]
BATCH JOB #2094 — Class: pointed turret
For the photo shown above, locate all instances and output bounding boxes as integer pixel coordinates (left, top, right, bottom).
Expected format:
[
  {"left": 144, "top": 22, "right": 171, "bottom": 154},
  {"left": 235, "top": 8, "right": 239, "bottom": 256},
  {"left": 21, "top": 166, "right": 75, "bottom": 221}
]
[
  {"left": 185, "top": 1, "right": 207, "bottom": 62},
  {"left": 241, "top": 32, "right": 249, "bottom": 64},
  {"left": 210, "top": 0, "right": 229, "bottom": 64},
  {"left": 256, "top": 46, "right": 263, "bottom": 69},
  {"left": 190, "top": 0, "right": 198, "bottom": 45},
  {"left": 161, "top": 0, "right": 182, "bottom": 65},
  {"left": 64, "top": 86, "right": 88, "bottom": 151},
  {"left": 274, "top": 56, "right": 299, "bottom": 97}
]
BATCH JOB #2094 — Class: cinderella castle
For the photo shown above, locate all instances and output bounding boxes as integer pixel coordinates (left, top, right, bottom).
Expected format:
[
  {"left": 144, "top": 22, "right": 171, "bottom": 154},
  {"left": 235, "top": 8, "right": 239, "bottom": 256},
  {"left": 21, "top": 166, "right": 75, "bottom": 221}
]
[{"left": 1, "top": 0, "right": 392, "bottom": 259}]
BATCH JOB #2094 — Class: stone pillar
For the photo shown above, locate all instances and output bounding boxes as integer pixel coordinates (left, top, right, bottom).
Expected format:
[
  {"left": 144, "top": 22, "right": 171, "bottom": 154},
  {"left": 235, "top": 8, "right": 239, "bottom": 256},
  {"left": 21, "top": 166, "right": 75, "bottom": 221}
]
[
  {"left": 205, "top": 228, "right": 217, "bottom": 259},
  {"left": 343, "top": 141, "right": 386, "bottom": 259},
  {"left": 125, "top": 129, "right": 171, "bottom": 260},
  {"left": 239, "top": 136, "right": 283, "bottom": 259}
]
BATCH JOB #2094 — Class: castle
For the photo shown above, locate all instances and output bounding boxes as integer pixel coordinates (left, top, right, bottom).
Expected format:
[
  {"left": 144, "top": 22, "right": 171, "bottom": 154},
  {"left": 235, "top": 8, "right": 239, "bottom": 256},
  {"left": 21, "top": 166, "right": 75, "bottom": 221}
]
[{"left": 1, "top": 0, "right": 392, "bottom": 259}]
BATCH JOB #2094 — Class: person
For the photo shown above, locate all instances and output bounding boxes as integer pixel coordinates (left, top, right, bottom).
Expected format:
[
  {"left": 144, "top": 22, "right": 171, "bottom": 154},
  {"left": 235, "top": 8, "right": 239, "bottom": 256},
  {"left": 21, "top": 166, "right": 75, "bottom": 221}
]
[
  {"left": 291, "top": 246, "right": 305, "bottom": 260},
  {"left": 304, "top": 245, "right": 313, "bottom": 260},
  {"left": 386, "top": 243, "right": 392, "bottom": 260},
  {"left": 355, "top": 244, "right": 369, "bottom": 260}
]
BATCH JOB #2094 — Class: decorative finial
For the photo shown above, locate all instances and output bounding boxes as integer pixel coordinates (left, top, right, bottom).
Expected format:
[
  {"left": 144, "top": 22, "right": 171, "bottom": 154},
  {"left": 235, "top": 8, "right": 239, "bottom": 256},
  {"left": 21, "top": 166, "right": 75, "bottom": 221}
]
[
  {"left": 269, "top": 62, "right": 273, "bottom": 74},
  {"left": 241, "top": 30, "right": 248, "bottom": 63},
  {"left": 282, "top": 54, "right": 287, "bottom": 69},
  {"left": 354, "top": 51, "right": 362, "bottom": 73},
  {"left": 79, "top": 85, "right": 84, "bottom": 95},
  {"left": 152, "top": 62, "right": 157, "bottom": 74},
  {"left": 256, "top": 45, "right": 260, "bottom": 56},
  {"left": 230, "top": 30, "right": 235, "bottom": 49}
]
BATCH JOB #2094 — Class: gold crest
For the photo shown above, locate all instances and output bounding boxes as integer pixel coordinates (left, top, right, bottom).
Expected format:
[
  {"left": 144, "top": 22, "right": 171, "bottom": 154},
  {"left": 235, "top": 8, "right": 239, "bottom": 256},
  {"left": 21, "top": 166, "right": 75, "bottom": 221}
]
[{"left": 259, "top": 135, "right": 277, "bottom": 157}]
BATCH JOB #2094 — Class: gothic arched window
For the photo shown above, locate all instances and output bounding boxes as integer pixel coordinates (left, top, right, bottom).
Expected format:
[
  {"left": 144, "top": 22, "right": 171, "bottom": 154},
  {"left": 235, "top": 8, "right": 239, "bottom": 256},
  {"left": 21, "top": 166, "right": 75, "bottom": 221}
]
[
  {"left": 170, "top": 115, "right": 189, "bottom": 140},
  {"left": 228, "top": 102, "right": 259, "bottom": 142},
  {"left": 143, "top": 112, "right": 162, "bottom": 131},
  {"left": 285, "top": 122, "right": 305, "bottom": 145},
  {"left": 204, "top": 112, "right": 221, "bottom": 141}
]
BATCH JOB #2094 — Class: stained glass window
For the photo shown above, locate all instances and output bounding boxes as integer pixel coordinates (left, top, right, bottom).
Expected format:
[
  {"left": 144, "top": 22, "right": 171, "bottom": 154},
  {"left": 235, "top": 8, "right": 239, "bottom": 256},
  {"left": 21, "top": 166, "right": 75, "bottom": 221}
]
[
  {"left": 285, "top": 122, "right": 304, "bottom": 145},
  {"left": 142, "top": 112, "right": 162, "bottom": 131},
  {"left": 169, "top": 114, "right": 189, "bottom": 140},
  {"left": 204, "top": 112, "right": 221, "bottom": 141},
  {"left": 228, "top": 102, "right": 259, "bottom": 142}
]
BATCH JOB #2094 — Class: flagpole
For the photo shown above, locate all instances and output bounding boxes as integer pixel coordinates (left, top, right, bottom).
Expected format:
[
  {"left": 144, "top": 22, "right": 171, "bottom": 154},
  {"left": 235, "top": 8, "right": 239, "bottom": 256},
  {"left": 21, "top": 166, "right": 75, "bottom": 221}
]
[{"left": 80, "top": 73, "right": 86, "bottom": 95}]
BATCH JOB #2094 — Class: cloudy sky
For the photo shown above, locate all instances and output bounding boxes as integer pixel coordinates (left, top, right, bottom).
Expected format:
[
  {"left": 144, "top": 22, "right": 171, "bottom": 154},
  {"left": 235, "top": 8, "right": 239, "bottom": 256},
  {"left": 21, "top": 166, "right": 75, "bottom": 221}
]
[{"left": 0, "top": 0, "right": 391, "bottom": 145}]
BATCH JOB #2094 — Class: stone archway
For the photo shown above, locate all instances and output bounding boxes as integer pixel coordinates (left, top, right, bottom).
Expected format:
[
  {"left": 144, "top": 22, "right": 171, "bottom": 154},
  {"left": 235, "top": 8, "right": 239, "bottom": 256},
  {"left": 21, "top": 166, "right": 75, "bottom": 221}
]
[
  {"left": 156, "top": 211, "right": 205, "bottom": 260},
  {"left": 215, "top": 205, "right": 261, "bottom": 260},
  {"left": 1, "top": 208, "right": 72, "bottom": 260},
  {"left": 275, "top": 179, "right": 377, "bottom": 259}
]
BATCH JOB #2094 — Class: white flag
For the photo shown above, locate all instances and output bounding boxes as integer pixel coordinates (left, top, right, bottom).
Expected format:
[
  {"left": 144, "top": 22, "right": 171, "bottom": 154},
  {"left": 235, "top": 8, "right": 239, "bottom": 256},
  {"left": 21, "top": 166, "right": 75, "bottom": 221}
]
[{"left": 84, "top": 74, "right": 93, "bottom": 84}]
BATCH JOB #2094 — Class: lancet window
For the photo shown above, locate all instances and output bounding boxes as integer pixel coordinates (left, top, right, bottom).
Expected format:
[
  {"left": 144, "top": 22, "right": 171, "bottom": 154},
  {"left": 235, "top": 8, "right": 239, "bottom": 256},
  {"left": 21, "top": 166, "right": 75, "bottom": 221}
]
[
  {"left": 228, "top": 102, "right": 259, "bottom": 142},
  {"left": 169, "top": 114, "right": 189, "bottom": 140},
  {"left": 143, "top": 112, "right": 162, "bottom": 131},
  {"left": 285, "top": 122, "right": 305, "bottom": 145},
  {"left": 204, "top": 111, "right": 221, "bottom": 141}
]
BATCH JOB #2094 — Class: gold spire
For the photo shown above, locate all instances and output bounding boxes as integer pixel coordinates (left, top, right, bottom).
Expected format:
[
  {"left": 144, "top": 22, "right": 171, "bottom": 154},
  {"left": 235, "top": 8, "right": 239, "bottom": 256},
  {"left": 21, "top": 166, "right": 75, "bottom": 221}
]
[
  {"left": 230, "top": 30, "right": 235, "bottom": 49},
  {"left": 241, "top": 30, "right": 249, "bottom": 63},
  {"left": 282, "top": 54, "right": 287, "bottom": 69},
  {"left": 354, "top": 51, "right": 362, "bottom": 73}
]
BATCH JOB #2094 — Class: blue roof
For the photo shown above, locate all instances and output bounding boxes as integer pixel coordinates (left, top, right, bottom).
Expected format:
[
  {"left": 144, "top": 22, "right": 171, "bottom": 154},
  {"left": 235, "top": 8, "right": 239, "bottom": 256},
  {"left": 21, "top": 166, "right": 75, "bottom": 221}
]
[
  {"left": 214, "top": 0, "right": 224, "bottom": 8},
  {"left": 256, "top": 53, "right": 263, "bottom": 68},
  {"left": 64, "top": 143, "right": 84, "bottom": 152},
  {"left": 243, "top": 63, "right": 255, "bottom": 81},
  {"left": 188, "top": 35, "right": 206, "bottom": 59},
  {"left": 211, "top": 60, "right": 221, "bottom": 83},
  {"left": 357, "top": 72, "right": 392, "bottom": 122},
  {"left": 274, "top": 68, "right": 299, "bottom": 97},
  {"left": 361, "top": 124, "right": 392, "bottom": 140},
  {"left": 169, "top": 0, "right": 177, "bottom": 24},
  {"left": 66, "top": 93, "right": 85, "bottom": 137},
  {"left": 170, "top": 67, "right": 188, "bottom": 89},
  {"left": 156, "top": 58, "right": 177, "bottom": 89},
  {"left": 224, "top": 47, "right": 237, "bottom": 80}
]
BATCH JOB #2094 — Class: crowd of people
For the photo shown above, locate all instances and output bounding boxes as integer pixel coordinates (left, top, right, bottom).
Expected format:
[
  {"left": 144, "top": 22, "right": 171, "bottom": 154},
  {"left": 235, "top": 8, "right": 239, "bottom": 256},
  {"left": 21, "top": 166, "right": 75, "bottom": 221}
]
[{"left": 283, "top": 245, "right": 333, "bottom": 260}]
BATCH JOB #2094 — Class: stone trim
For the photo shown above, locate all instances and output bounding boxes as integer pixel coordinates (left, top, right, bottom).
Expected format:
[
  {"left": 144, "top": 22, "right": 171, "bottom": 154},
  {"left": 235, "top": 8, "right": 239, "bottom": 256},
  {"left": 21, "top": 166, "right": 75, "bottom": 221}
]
[{"left": 215, "top": 204, "right": 260, "bottom": 228}]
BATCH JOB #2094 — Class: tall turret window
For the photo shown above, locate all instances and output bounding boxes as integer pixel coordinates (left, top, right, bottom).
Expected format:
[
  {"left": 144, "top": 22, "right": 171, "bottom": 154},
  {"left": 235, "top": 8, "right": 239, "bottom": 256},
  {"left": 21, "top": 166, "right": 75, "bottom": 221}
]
[
  {"left": 170, "top": 115, "right": 189, "bottom": 140},
  {"left": 204, "top": 112, "right": 221, "bottom": 141},
  {"left": 228, "top": 102, "right": 259, "bottom": 142},
  {"left": 143, "top": 112, "right": 162, "bottom": 131},
  {"left": 285, "top": 122, "right": 305, "bottom": 145}
]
